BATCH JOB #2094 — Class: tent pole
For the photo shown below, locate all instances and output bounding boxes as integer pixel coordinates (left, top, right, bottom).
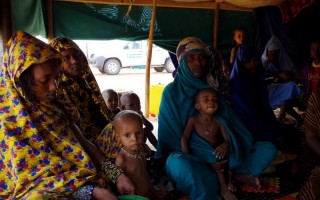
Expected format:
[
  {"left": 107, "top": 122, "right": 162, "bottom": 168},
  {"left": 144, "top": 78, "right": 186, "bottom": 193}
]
[
  {"left": 145, "top": 0, "right": 157, "bottom": 118},
  {"left": 0, "top": 0, "right": 12, "bottom": 66},
  {"left": 46, "top": 0, "right": 54, "bottom": 40},
  {"left": 213, "top": 3, "right": 220, "bottom": 49}
]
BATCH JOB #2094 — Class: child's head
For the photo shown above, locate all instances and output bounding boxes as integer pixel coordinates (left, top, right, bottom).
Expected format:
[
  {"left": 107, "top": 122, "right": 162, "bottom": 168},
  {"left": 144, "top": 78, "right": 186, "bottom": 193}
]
[
  {"left": 114, "top": 110, "right": 144, "bottom": 151},
  {"left": 194, "top": 88, "right": 219, "bottom": 115},
  {"left": 310, "top": 39, "right": 320, "bottom": 61},
  {"left": 102, "top": 89, "right": 119, "bottom": 112},
  {"left": 120, "top": 92, "right": 141, "bottom": 112},
  {"left": 233, "top": 27, "right": 248, "bottom": 46}
]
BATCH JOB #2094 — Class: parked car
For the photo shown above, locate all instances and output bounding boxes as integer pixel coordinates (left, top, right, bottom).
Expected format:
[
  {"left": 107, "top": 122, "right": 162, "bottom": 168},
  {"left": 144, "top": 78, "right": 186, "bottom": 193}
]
[{"left": 88, "top": 40, "right": 174, "bottom": 75}]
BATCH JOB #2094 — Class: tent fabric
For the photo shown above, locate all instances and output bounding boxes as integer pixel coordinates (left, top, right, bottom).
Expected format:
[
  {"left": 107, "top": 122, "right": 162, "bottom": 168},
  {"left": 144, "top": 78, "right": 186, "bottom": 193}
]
[
  {"left": 51, "top": 1, "right": 255, "bottom": 55},
  {"left": 11, "top": 0, "right": 46, "bottom": 37}
]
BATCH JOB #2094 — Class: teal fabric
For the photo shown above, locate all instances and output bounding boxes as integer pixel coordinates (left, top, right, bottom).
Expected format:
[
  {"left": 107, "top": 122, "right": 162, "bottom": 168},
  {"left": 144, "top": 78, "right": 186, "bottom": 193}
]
[{"left": 156, "top": 49, "right": 254, "bottom": 199}]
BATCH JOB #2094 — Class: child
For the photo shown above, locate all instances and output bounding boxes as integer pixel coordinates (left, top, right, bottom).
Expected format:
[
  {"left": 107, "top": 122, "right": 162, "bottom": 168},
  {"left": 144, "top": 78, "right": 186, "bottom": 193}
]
[
  {"left": 114, "top": 110, "right": 155, "bottom": 198},
  {"left": 120, "top": 92, "right": 158, "bottom": 151},
  {"left": 102, "top": 89, "right": 120, "bottom": 118},
  {"left": 230, "top": 27, "right": 248, "bottom": 66},
  {"left": 181, "top": 88, "right": 237, "bottom": 200}
]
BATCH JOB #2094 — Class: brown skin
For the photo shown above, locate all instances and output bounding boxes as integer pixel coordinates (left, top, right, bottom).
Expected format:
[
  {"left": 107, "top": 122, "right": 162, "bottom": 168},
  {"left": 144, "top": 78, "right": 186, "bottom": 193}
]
[
  {"left": 60, "top": 48, "right": 86, "bottom": 78},
  {"left": 70, "top": 123, "right": 136, "bottom": 196},
  {"left": 102, "top": 89, "right": 120, "bottom": 112},
  {"left": 310, "top": 41, "right": 320, "bottom": 64},
  {"left": 30, "top": 59, "right": 60, "bottom": 103},
  {"left": 230, "top": 30, "right": 248, "bottom": 65},
  {"left": 181, "top": 89, "right": 237, "bottom": 200},
  {"left": 114, "top": 113, "right": 155, "bottom": 198},
  {"left": 244, "top": 56, "right": 259, "bottom": 73},
  {"left": 186, "top": 54, "right": 207, "bottom": 79},
  {"left": 120, "top": 93, "right": 158, "bottom": 150}
]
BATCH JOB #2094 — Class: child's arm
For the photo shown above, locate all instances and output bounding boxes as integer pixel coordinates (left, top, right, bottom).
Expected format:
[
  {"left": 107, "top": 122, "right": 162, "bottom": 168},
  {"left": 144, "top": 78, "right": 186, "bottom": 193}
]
[
  {"left": 115, "top": 153, "right": 126, "bottom": 171},
  {"left": 143, "top": 117, "right": 154, "bottom": 131},
  {"left": 230, "top": 47, "right": 237, "bottom": 65},
  {"left": 181, "top": 117, "right": 195, "bottom": 154}
]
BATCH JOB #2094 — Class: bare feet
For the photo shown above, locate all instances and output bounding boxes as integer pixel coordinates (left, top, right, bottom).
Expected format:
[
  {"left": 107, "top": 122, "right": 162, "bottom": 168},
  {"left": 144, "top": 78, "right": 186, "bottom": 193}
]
[
  {"left": 234, "top": 174, "right": 261, "bottom": 189},
  {"left": 227, "top": 180, "right": 237, "bottom": 192},
  {"left": 220, "top": 185, "right": 237, "bottom": 200}
]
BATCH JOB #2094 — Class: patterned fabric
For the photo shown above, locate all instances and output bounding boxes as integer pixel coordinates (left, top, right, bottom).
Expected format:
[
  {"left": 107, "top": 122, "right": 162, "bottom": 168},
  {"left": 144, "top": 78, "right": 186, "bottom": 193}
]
[
  {"left": 49, "top": 38, "right": 113, "bottom": 141},
  {"left": 298, "top": 91, "right": 320, "bottom": 180},
  {"left": 279, "top": 0, "right": 312, "bottom": 23},
  {"left": 0, "top": 31, "right": 100, "bottom": 199},
  {"left": 297, "top": 166, "right": 320, "bottom": 200},
  {"left": 176, "top": 37, "right": 209, "bottom": 62},
  {"left": 95, "top": 123, "right": 123, "bottom": 183},
  {"left": 72, "top": 184, "right": 94, "bottom": 200}
]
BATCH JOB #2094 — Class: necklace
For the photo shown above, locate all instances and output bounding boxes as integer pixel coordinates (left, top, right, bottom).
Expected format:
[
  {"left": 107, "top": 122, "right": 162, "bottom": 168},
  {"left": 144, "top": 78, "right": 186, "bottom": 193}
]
[
  {"left": 200, "top": 117, "right": 215, "bottom": 135},
  {"left": 121, "top": 147, "right": 144, "bottom": 159}
]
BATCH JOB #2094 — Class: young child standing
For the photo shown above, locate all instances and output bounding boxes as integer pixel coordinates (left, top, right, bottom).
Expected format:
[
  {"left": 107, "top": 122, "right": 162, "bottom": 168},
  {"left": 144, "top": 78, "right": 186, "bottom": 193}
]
[
  {"left": 102, "top": 89, "right": 120, "bottom": 119},
  {"left": 230, "top": 27, "right": 248, "bottom": 66},
  {"left": 114, "top": 110, "right": 154, "bottom": 198},
  {"left": 181, "top": 88, "right": 237, "bottom": 200},
  {"left": 120, "top": 92, "right": 158, "bottom": 151}
]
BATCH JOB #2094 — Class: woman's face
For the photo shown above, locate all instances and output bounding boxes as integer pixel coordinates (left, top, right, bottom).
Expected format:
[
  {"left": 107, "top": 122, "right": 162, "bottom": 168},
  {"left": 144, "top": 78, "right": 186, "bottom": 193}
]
[
  {"left": 30, "top": 59, "right": 60, "bottom": 103},
  {"left": 186, "top": 53, "right": 207, "bottom": 78},
  {"left": 61, "top": 48, "right": 85, "bottom": 78},
  {"left": 266, "top": 49, "right": 279, "bottom": 63},
  {"left": 244, "top": 57, "right": 259, "bottom": 73},
  {"left": 310, "top": 41, "right": 320, "bottom": 61}
]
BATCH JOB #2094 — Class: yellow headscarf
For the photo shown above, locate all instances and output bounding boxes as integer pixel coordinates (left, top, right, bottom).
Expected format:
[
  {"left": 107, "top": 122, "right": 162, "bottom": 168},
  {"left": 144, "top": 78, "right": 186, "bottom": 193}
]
[
  {"left": 49, "top": 38, "right": 113, "bottom": 140},
  {"left": 0, "top": 31, "right": 99, "bottom": 199}
]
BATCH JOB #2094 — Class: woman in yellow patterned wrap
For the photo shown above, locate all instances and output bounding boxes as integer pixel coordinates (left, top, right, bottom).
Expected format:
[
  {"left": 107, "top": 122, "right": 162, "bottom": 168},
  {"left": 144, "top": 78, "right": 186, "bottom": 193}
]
[
  {"left": 0, "top": 31, "right": 120, "bottom": 199},
  {"left": 49, "top": 38, "right": 113, "bottom": 141}
]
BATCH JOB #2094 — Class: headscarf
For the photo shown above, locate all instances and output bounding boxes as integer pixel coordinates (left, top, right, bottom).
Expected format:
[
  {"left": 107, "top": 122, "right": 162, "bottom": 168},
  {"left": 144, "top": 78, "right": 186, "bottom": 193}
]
[
  {"left": 157, "top": 37, "right": 253, "bottom": 169},
  {"left": 49, "top": 38, "right": 113, "bottom": 140},
  {"left": 0, "top": 31, "right": 99, "bottom": 199},
  {"left": 261, "top": 36, "right": 298, "bottom": 77},
  {"left": 230, "top": 44, "right": 279, "bottom": 142}
]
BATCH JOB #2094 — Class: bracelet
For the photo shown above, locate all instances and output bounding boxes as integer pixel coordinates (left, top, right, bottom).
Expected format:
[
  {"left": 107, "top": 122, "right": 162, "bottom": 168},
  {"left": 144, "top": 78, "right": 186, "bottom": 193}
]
[
  {"left": 215, "top": 169, "right": 225, "bottom": 173},
  {"left": 101, "top": 159, "right": 124, "bottom": 184},
  {"left": 72, "top": 185, "right": 94, "bottom": 200}
]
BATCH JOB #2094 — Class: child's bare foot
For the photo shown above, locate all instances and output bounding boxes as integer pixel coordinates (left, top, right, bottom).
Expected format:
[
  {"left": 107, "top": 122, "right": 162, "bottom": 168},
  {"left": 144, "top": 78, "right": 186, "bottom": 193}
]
[
  {"left": 220, "top": 186, "right": 237, "bottom": 200},
  {"left": 227, "top": 180, "right": 237, "bottom": 192},
  {"left": 234, "top": 174, "right": 261, "bottom": 189}
]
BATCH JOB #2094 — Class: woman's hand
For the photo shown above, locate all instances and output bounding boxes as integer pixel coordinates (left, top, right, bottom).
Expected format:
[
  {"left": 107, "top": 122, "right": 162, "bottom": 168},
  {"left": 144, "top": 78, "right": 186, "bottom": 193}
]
[
  {"left": 116, "top": 173, "right": 136, "bottom": 195},
  {"left": 92, "top": 187, "right": 117, "bottom": 200}
]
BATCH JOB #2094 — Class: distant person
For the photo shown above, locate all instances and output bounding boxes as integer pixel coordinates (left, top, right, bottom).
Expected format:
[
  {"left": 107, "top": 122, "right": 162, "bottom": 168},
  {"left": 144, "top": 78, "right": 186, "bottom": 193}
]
[
  {"left": 102, "top": 89, "right": 121, "bottom": 118},
  {"left": 230, "top": 27, "right": 248, "bottom": 66},
  {"left": 120, "top": 92, "right": 158, "bottom": 151},
  {"left": 114, "top": 110, "right": 164, "bottom": 198},
  {"left": 261, "top": 36, "right": 302, "bottom": 124},
  {"left": 300, "top": 39, "right": 320, "bottom": 106},
  {"left": 49, "top": 37, "right": 113, "bottom": 141},
  {"left": 181, "top": 88, "right": 237, "bottom": 200}
]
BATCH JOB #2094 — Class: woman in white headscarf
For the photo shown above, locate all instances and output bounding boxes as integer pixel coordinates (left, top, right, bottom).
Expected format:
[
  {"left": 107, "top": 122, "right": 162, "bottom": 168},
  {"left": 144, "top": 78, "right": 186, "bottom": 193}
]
[{"left": 261, "top": 36, "right": 302, "bottom": 123}]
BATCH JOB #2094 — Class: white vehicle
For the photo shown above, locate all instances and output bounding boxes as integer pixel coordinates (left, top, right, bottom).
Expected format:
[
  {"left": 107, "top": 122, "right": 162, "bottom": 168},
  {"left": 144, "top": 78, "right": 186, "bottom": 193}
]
[{"left": 89, "top": 40, "right": 174, "bottom": 75}]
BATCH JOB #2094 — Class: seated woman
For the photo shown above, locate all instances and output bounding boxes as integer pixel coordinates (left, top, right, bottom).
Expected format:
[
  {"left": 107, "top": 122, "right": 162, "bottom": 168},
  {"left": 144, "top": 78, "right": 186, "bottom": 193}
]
[
  {"left": 0, "top": 31, "right": 134, "bottom": 199},
  {"left": 261, "top": 36, "right": 302, "bottom": 123},
  {"left": 297, "top": 89, "right": 320, "bottom": 200},
  {"left": 155, "top": 37, "right": 274, "bottom": 199},
  {"left": 229, "top": 44, "right": 278, "bottom": 187},
  {"left": 49, "top": 38, "right": 113, "bottom": 141}
]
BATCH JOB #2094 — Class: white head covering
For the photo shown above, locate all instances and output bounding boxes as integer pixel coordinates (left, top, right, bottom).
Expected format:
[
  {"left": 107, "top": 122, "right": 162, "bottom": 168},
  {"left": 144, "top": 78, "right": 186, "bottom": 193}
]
[{"left": 261, "top": 36, "right": 298, "bottom": 77}]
